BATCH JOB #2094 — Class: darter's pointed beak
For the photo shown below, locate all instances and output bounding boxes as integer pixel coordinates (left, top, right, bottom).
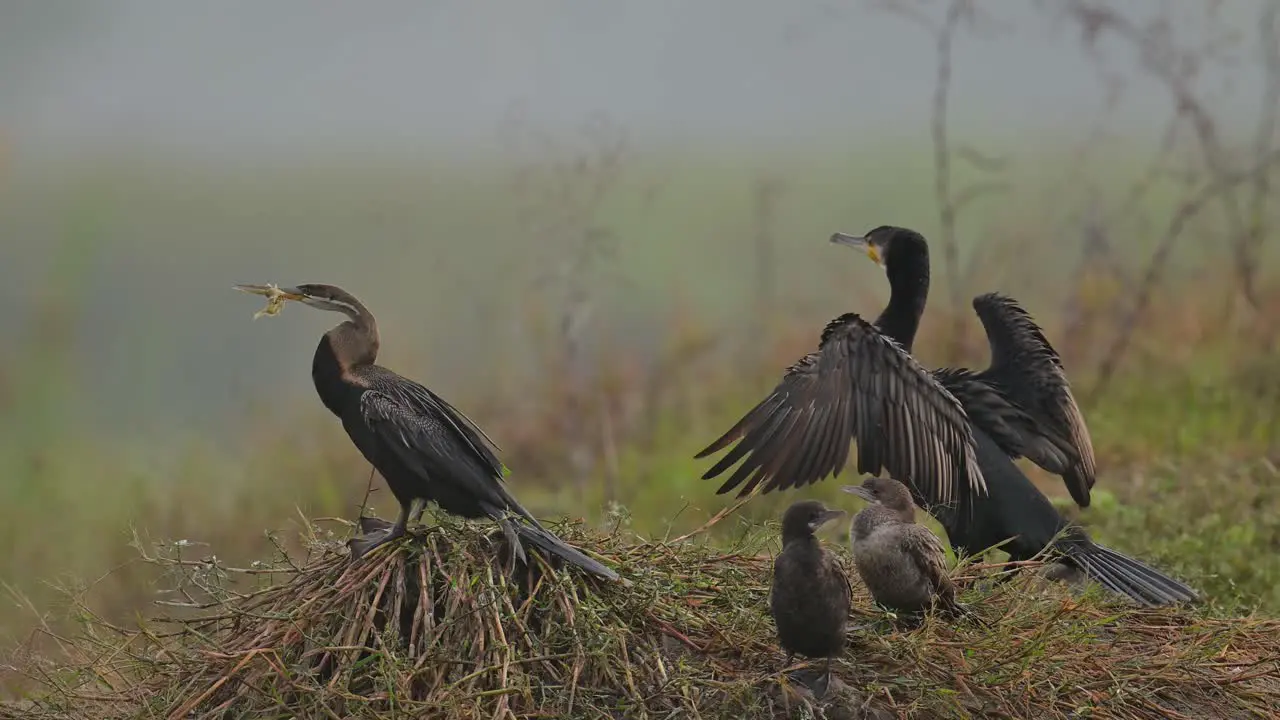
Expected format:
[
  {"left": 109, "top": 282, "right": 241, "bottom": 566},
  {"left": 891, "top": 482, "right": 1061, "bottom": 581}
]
[{"left": 233, "top": 284, "right": 305, "bottom": 300}]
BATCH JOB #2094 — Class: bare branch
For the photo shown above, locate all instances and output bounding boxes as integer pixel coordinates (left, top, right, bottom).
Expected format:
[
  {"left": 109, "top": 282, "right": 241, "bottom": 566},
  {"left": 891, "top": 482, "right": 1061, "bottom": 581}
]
[
  {"left": 931, "top": 0, "right": 970, "bottom": 360},
  {"left": 1060, "top": 0, "right": 1260, "bottom": 309},
  {"left": 864, "top": 0, "right": 941, "bottom": 34},
  {"left": 1087, "top": 149, "right": 1280, "bottom": 403},
  {"left": 1247, "top": 1, "right": 1280, "bottom": 274}
]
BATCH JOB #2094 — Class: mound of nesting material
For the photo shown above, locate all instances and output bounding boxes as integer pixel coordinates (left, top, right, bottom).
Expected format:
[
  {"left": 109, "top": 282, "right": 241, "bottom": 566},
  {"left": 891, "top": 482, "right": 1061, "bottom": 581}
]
[{"left": 4, "top": 516, "right": 1279, "bottom": 720}]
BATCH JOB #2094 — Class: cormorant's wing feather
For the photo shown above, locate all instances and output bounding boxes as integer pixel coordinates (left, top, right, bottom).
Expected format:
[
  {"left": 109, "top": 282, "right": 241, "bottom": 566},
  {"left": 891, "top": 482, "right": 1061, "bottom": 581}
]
[
  {"left": 932, "top": 367, "right": 1077, "bottom": 475},
  {"left": 971, "top": 292, "right": 1097, "bottom": 507},
  {"left": 696, "top": 312, "right": 986, "bottom": 510}
]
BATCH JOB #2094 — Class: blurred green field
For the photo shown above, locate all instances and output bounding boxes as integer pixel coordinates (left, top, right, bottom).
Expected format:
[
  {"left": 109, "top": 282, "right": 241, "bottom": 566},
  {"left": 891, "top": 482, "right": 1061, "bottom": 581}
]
[{"left": 1, "top": 139, "right": 1278, "bottom": 687}]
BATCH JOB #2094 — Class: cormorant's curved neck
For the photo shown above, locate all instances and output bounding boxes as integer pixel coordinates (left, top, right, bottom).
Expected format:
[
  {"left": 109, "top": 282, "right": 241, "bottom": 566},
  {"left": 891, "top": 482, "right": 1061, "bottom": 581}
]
[{"left": 874, "top": 239, "right": 930, "bottom": 352}]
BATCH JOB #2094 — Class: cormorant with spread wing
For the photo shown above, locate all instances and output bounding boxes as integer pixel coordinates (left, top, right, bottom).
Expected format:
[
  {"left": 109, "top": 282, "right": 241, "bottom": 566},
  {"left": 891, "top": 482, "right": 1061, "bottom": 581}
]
[
  {"left": 696, "top": 227, "right": 1197, "bottom": 605},
  {"left": 234, "top": 283, "right": 618, "bottom": 581}
]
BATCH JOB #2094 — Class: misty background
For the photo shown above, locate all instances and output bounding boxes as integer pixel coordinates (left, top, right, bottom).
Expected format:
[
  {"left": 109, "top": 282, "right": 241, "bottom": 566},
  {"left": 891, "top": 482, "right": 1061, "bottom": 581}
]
[{"left": 0, "top": 0, "right": 1268, "bottom": 447}]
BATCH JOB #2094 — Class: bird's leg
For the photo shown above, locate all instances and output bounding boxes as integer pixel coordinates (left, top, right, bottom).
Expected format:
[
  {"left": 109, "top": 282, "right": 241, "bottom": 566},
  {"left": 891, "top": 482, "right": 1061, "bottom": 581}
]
[
  {"left": 358, "top": 498, "right": 427, "bottom": 536},
  {"left": 408, "top": 498, "right": 425, "bottom": 527},
  {"left": 499, "top": 518, "right": 528, "bottom": 567},
  {"left": 348, "top": 502, "right": 411, "bottom": 560},
  {"left": 819, "top": 657, "right": 834, "bottom": 698},
  {"left": 357, "top": 515, "right": 395, "bottom": 535}
]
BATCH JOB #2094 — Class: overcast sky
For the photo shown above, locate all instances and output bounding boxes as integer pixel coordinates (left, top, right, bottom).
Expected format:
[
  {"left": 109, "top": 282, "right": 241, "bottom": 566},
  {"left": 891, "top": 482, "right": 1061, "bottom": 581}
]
[
  {"left": 0, "top": 0, "right": 1271, "bottom": 440},
  {"left": 0, "top": 1, "right": 1266, "bottom": 161}
]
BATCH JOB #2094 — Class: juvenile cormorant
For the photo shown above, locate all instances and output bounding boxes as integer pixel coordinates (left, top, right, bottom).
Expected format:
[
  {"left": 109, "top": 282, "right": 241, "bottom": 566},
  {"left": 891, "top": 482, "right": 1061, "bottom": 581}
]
[
  {"left": 234, "top": 283, "right": 619, "bottom": 581},
  {"left": 770, "top": 500, "right": 851, "bottom": 689},
  {"left": 842, "top": 476, "right": 964, "bottom": 618},
  {"left": 696, "top": 227, "right": 1198, "bottom": 606}
]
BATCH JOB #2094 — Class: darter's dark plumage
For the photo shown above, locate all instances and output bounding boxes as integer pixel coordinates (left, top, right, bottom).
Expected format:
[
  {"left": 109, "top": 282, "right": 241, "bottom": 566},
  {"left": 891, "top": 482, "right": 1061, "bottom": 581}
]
[
  {"left": 696, "top": 227, "right": 1197, "bottom": 606},
  {"left": 770, "top": 500, "right": 851, "bottom": 689},
  {"left": 234, "top": 283, "right": 618, "bottom": 581}
]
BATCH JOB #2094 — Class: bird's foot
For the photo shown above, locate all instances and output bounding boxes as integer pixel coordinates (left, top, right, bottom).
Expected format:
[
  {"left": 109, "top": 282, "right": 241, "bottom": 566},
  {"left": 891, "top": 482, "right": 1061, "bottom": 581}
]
[
  {"left": 357, "top": 515, "right": 396, "bottom": 535},
  {"left": 814, "top": 659, "right": 835, "bottom": 699},
  {"left": 348, "top": 525, "right": 405, "bottom": 560}
]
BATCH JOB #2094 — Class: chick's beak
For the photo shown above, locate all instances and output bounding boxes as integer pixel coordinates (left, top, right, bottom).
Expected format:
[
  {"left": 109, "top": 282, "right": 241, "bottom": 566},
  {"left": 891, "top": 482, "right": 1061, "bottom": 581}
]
[
  {"left": 811, "top": 508, "right": 846, "bottom": 531},
  {"left": 840, "top": 485, "right": 876, "bottom": 503}
]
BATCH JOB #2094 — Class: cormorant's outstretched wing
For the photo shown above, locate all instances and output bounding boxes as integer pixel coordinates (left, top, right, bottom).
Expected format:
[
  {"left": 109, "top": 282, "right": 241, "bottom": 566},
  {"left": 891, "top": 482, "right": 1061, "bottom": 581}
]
[
  {"left": 970, "top": 292, "right": 1097, "bottom": 507},
  {"left": 931, "top": 366, "right": 1078, "bottom": 476},
  {"left": 695, "top": 312, "right": 985, "bottom": 510}
]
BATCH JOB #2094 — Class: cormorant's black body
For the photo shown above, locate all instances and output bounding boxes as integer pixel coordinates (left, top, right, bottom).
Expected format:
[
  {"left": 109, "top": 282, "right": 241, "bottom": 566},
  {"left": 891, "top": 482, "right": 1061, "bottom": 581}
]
[
  {"left": 942, "top": 428, "right": 1190, "bottom": 603},
  {"left": 770, "top": 500, "right": 851, "bottom": 684},
  {"left": 248, "top": 283, "right": 618, "bottom": 581},
  {"left": 697, "top": 228, "right": 1198, "bottom": 606}
]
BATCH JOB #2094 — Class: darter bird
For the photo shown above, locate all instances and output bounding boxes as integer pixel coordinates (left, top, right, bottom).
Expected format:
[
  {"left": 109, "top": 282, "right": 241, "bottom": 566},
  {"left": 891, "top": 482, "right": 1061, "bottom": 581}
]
[{"left": 234, "top": 283, "right": 619, "bottom": 581}]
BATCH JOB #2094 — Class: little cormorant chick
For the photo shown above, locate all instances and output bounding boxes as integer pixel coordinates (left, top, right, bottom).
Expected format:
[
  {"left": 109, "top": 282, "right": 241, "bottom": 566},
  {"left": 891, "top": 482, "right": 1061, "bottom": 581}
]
[
  {"left": 842, "top": 476, "right": 966, "bottom": 620},
  {"left": 770, "top": 500, "right": 851, "bottom": 691}
]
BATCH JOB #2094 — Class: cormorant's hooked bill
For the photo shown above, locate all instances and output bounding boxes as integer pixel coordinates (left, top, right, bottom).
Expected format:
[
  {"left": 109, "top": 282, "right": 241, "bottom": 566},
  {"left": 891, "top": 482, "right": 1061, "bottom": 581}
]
[{"left": 830, "top": 231, "right": 884, "bottom": 267}]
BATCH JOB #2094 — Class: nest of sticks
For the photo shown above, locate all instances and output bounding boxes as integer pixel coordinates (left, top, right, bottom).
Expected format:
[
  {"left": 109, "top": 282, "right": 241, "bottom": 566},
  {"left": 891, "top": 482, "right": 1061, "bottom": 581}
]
[{"left": 4, "top": 513, "right": 1279, "bottom": 720}]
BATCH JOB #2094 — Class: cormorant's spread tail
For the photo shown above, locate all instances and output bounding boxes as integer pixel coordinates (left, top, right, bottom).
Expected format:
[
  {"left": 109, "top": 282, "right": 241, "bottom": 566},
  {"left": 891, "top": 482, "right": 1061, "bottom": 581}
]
[
  {"left": 506, "top": 518, "right": 620, "bottom": 581},
  {"left": 1059, "top": 539, "right": 1199, "bottom": 606}
]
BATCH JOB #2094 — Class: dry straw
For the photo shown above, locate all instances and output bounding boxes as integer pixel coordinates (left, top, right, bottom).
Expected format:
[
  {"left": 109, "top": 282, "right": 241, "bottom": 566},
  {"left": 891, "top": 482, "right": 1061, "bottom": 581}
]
[{"left": 3, "top": 513, "right": 1278, "bottom": 719}]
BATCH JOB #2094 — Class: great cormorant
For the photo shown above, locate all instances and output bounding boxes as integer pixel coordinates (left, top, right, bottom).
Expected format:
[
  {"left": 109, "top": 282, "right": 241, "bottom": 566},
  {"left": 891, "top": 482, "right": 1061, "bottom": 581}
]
[
  {"left": 696, "top": 227, "right": 1198, "bottom": 606},
  {"left": 234, "top": 283, "right": 619, "bottom": 581}
]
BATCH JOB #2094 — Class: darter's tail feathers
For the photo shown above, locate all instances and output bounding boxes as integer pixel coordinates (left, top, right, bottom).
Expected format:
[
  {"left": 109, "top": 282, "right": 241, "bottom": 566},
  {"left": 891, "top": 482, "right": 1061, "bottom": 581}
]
[{"left": 508, "top": 519, "right": 620, "bottom": 582}]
